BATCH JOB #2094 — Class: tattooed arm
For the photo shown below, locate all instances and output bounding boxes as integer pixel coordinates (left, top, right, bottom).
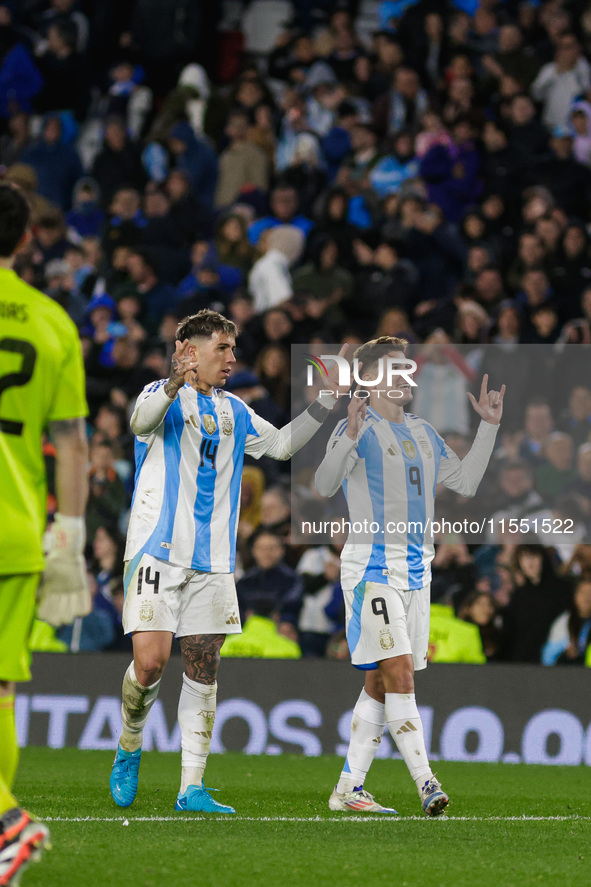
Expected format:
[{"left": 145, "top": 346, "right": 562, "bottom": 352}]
[
  {"left": 131, "top": 339, "right": 200, "bottom": 435},
  {"left": 180, "top": 634, "right": 226, "bottom": 684}
]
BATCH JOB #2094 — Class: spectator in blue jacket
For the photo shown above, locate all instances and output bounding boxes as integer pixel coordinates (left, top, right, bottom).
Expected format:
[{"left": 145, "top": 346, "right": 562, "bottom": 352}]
[
  {"left": 248, "top": 184, "right": 313, "bottom": 246},
  {"left": 369, "top": 129, "right": 420, "bottom": 197},
  {"left": 167, "top": 120, "right": 218, "bottom": 212},
  {"left": 320, "top": 100, "right": 357, "bottom": 181},
  {"left": 0, "top": 24, "right": 42, "bottom": 119},
  {"left": 21, "top": 113, "right": 83, "bottom": 210},
  {"left": 66, "top": 178, "right": 105, "bottom": 238},
  {"left": 420, "top": 116, "right": 482, "bottom": 223},
  {"left": 177, "top": 241, "right": 242, "bottom": 308}
]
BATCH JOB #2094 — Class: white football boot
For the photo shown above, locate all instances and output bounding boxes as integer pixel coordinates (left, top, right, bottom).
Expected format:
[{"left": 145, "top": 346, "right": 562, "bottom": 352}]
[
  {"left": 329, "top": 786, "right": 398, "bottom": 814},
  {"left": 420, "top": 776, "right": 449, "bottom": 816}
]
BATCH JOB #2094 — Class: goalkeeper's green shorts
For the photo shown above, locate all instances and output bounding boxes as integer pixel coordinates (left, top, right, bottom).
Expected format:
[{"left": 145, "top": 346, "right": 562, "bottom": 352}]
[{"left": 0, "top": 574, "right": 40, "bottom": 682}]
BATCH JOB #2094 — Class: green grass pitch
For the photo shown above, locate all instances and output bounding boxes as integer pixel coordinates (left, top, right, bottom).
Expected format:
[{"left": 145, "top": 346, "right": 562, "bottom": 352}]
[{"left": 14, "top": 748, "right": 590, "bottom": 887}]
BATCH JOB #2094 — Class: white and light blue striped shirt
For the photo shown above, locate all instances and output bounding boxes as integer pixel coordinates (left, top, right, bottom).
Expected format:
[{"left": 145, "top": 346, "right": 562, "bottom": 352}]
[
  {"left": 316, "top": 407, "right": 498, "bottom": 592},
  {"left": 125, "top": 380, "right": 324, "bottom": 573}
]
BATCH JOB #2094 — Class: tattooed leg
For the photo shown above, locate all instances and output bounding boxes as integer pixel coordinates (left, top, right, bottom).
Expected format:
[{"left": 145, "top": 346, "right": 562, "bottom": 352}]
[
  {"left": 179, "top": 634, "right": 225, "bottom": 684},
  {"left": 177, "top": 635, "right": 225, "bottom": 791}
]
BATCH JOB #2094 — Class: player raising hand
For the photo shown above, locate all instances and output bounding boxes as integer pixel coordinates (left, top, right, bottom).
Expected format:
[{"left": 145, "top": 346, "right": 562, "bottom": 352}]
[
  {"left": 467, "top": 374, "right": 505, "bottom": 424},
  {"left": 316, "top": 336, "right": 505, "bottom": 816},
  {"left": 110, "top": 310, "right": 346, "bottom": 815}
]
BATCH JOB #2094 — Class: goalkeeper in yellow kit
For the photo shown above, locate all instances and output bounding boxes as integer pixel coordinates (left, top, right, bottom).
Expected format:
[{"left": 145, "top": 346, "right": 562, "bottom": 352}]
[{"left": 0, "top": 184, "right": 90, "bottom": 886}]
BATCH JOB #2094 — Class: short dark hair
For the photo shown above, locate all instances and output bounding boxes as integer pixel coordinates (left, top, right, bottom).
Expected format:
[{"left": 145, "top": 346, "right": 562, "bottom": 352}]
[
  {"left": 37, "top": 210, "right": 63, "bottom": 230},
  {"left": 272, "top": 183, "right": 297, "bottom": 196},
  {"left": 0, "top": 184, "right": 30, "bottom": 257},
  {"left": 51, "top": 19, "right": 77, "bottom": 50},
  {"left": 90, "top": 433, "right": 113, "bottom": 451},
  {"left": 128, "top": 247, "right": 159, "bottom": 275},
  {"left": 500, "top": 460, "right": 533, "bottom": 480},
  {"left": 354, "top": 335, "right": 409, "bottom": 378},
  {"left": 227, "top": 107, "right": 250, "bottom": 123},
  {"left": 251, "top": 528, "right": 285, "bottom": 547},
  {"left": 352, "top": 121, "right": 377, "bottom": 137},
  {"left": 97, "top": 401, "right": 127, "bottom": 424},
  {"left": 525, "top": 396, "right": 551, "bottom": 412},
  {"left": 176, "top": 309, "right": 238, "bottom": 341}
]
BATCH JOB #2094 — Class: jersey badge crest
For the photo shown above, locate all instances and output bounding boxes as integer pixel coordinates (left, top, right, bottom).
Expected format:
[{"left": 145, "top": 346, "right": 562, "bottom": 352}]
[
  {"left": 402, "top": 440, "right": 416, "bottom": 459},
  {"left": 202, "top": 414, "right": 217, "bottom": 435},
  {"left": 417, "top": 436, "right": 432, "bottom": 458},
  {"left": 139, "top": 602, "right": 154, "bottom": 622},
  {"left": 379, "top": 629, "right": 395, "bottom": 650},
  {"left": 221, "top": 417, "right": 233, "bottom": 435}
]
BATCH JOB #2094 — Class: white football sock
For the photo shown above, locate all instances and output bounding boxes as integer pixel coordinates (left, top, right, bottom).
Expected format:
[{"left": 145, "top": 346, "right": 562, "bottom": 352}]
[
  {"left": 337, "top": 689, "right": 386, "bottom": 793},
  {"left": 120, "top": 661, "right": 161, "bottom": 752},
  {"left": 385, "top": 693, "right": 432, "bottom": 791},
  {"left": 178, "top": 675, "right": 217, "bottom": 793}
]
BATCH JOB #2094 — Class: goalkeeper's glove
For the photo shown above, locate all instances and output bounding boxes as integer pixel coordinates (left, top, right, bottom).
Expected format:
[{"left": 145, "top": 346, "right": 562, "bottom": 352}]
[{"left": 38, "top": 514, "right": 92, "bottom": 627}]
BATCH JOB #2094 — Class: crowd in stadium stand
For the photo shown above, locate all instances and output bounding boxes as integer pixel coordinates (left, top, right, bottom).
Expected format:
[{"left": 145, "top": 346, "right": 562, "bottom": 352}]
[{"left": 8, "top": 0, "right": 591, "bottom": 663}]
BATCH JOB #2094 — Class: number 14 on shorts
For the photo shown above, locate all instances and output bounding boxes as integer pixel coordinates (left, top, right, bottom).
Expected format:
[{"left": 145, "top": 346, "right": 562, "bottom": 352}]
[{"left": 137, "top": 566, "right": 160, "bottom": 594}]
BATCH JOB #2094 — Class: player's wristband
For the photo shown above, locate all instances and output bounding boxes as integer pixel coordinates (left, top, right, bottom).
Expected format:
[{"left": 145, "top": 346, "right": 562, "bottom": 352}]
[
  {"left": 55, "top": 514, "right": 85, "bottom": 532},
  {"left": 307, "top": 393, "right": 337, "bottom": 422},
  {"left": 50, "top": 513, "right": 86, "bottom": 554}
]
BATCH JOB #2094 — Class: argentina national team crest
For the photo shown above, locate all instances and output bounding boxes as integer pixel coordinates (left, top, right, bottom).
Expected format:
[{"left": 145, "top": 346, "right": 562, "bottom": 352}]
[
  {"left": 202, "top": 415, "right": 217, "bottom": 435},
  {"left": 139, "top": 601, "right": 154, "bottom": 622},
  {"left": 402, "top": 440, "right": 416, "bottom": 459},
  {"left": 221, "top": 417, "right": 233, "bottom": 436},
  {"left": 380, "top": 629, "right": 395, "bottom": 650}
]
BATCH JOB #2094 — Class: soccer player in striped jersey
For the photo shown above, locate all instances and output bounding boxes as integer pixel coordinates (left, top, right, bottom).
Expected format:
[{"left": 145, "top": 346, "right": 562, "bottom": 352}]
[
  {"left": 316, "top": 336, "right": 505, "bottom": 815},
  {"left": 0, "top": 184, "right": 89, "bottom": 885},
  {"left": 110, "top": 309, "right": 346, "bottom": 814}
]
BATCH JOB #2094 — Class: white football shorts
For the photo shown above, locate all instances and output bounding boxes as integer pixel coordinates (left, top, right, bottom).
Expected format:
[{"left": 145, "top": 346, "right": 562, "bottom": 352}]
[
  {"left": 343, "top": 580, "right": 430, "bottom": 671},
  {"left": 122, "top": 553, "right": 242, "bottom": 637}
]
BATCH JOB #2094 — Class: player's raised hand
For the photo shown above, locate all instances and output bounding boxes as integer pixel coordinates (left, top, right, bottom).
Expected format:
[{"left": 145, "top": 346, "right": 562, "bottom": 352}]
[
  {"left": 167, "top": 339, "right": 199, "bottom": 394},
  {"left": 325, "top": 343, "right": 352, "bottom": 398},
  {"left": 467, "top": 374, "right": 506, "bottom": 425},
  {"left": 345, "top": 395, "right": 367, "bottom": 439}
]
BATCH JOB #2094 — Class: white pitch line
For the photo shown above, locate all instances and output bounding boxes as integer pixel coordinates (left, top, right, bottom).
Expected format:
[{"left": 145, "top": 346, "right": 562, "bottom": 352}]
[{"left": 42, "top": 815, "right": 591, "bottom": 823}]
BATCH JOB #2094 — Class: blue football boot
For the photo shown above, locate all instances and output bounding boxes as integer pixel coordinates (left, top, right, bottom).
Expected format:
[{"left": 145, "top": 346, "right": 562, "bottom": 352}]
[
  {"left": 110, "top": 746, "right": 142, "bottom": 808},
  {"left": 174, "top": 781, "right": 236, "bottom": 814}
]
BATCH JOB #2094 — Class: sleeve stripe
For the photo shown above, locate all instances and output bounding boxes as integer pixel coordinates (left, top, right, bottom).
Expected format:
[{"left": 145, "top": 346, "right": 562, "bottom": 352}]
[{"left": 145, "top": 379, "right": 167, "bottom": 394}]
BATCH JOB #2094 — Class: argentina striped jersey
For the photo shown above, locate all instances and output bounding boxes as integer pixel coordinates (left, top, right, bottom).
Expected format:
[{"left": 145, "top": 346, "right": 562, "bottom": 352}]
[
  {"left": 125, "top": 380, "right": 282, "bottom": 572},
  {"left": 321, "top": 407, "right": 497, "bottom": 592}
]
